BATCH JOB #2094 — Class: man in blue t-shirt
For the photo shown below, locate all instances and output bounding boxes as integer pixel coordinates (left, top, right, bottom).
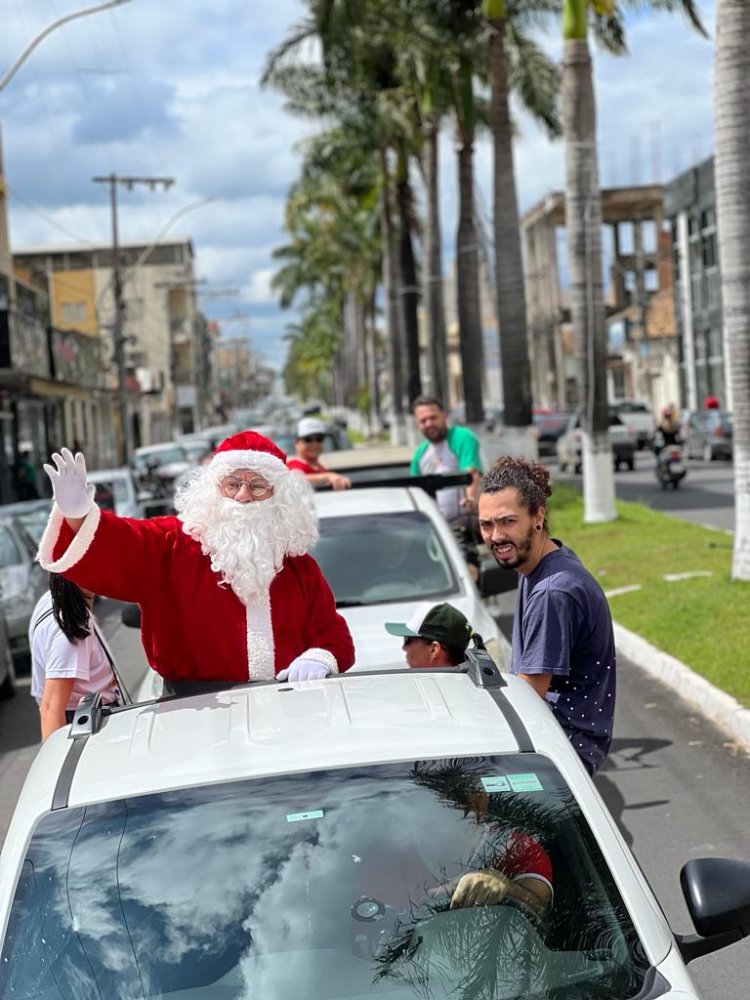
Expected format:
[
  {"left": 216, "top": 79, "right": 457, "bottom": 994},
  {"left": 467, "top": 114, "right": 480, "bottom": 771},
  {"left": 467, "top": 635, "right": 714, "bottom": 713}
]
[
  {"left": 411, "top": 396, "right": 483, "bottom": 574},
  {"left": 477, "top": 457, "right": 615, "bottom": 775}
]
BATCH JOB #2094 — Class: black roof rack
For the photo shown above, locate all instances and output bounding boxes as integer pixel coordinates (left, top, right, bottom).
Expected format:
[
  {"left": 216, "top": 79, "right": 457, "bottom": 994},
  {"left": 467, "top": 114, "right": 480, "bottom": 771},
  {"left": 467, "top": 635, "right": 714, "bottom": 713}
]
[{"left": 316, "top": 472, "right": 471, "bottom": 499}]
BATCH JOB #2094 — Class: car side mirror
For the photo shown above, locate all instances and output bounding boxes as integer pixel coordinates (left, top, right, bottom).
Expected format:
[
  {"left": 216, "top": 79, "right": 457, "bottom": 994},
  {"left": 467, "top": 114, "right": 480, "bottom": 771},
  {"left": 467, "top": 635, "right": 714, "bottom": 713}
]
[
  {"left": 121, "top": 603, "right": 142, "bottom": 629},
  {"left": 676, "top": 858, "right": 750, "bottom": 962},
  {"left": 479, "top": 558, "right": 518, "bottom": 598}
]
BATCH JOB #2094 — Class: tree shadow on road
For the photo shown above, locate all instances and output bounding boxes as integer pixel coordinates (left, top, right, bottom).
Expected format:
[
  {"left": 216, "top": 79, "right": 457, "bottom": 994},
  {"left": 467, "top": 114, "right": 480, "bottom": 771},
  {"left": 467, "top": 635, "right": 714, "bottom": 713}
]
[{"left": 594, "top": 736, "right": 673, "bottom": 848}]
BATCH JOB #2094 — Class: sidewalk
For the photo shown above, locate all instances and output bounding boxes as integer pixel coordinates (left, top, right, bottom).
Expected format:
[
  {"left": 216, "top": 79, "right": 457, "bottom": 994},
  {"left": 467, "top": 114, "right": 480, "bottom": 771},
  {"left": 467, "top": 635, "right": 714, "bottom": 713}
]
[{"left": 491, "top": 589, "right": 750, "bottom": 753}]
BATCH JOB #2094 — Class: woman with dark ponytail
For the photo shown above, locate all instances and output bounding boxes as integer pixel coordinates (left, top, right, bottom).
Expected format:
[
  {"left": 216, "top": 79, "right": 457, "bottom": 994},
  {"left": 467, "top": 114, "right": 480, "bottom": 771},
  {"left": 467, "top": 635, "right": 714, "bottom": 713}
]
[{"left": 29, "top": 574, "right": 121, "bottom": 739}]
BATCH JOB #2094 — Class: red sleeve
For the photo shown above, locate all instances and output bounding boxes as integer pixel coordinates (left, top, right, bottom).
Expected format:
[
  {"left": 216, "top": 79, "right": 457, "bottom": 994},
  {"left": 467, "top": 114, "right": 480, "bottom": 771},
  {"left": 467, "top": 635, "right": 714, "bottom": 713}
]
[
  {"left": 287, "top": 458, "right": 326, "bottom": 474},
  {"left": 298, "top": 555, "right": 355, "bottom": 672},
  {"left": 492, "top": 833, "right": 553, "bottom": 884}
]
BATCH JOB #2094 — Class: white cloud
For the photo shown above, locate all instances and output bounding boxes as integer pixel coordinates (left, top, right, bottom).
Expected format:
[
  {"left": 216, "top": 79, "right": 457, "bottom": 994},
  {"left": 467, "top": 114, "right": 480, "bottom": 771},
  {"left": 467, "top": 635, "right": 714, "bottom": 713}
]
[{"left": 0, "top": 1, "right": 717, "bottom": 376}]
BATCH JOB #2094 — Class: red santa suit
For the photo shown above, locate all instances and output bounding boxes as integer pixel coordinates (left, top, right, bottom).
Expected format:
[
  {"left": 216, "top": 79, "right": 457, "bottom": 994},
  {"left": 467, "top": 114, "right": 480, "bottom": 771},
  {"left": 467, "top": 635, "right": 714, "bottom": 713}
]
[{"left": 37, "top": 433, "right": 355, "bottom": 685}]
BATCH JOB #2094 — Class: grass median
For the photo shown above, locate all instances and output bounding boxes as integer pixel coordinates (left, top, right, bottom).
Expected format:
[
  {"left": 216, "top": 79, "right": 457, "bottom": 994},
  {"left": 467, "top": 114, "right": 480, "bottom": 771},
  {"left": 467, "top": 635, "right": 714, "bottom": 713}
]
[{"left": 547, "top": 484, "right": 750, "bottom": 706}]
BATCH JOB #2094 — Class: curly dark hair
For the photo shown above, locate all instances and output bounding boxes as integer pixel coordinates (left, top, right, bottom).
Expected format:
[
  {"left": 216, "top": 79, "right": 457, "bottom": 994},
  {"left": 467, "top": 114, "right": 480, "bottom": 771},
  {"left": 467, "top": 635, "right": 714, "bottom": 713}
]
[
  {"left": 49, "top": 573, "right": 91, "bottom": 643},
  {"left": 481, "top": 457, "right": 553, "bottom": 532}
]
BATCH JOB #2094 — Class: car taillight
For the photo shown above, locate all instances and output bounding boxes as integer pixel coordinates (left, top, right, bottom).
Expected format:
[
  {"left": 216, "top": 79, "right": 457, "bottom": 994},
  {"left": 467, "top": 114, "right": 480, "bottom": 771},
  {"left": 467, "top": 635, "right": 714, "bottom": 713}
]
[
  {"left": 713, "top": 426, "right": 724, "bottom": 438},
  {"left": 669, "top": 449, "right": 681, "bottom": 460}
]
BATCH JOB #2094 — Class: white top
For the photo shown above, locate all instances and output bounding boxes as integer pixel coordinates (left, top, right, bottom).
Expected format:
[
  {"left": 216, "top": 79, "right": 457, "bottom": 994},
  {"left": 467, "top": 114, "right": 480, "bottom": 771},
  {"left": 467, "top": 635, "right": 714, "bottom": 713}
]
[
  {"left": 28, "top": 591, "right": 118, "bottom": 709},
  {"left": 418, "top": 440, "right": 461, "bottom": 520}
]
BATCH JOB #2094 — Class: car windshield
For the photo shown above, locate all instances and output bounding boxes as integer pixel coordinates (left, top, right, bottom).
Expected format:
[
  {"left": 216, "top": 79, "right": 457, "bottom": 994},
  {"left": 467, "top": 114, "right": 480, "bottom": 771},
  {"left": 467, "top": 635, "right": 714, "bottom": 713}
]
[
  {"left": 0, "top": 525, "right": 22, "bottom": 567},
  {"left": 91, "top": 476, "right": 130, "bottom": 510},
  {"left": 312, "top": 512, "right": 457, "bottom": 605},
  {"left": 0, "top": 755, "right": 649, "bottom": 1000},
  {"left": 12, "top": 509, "right": 50, "bottom": 546}
]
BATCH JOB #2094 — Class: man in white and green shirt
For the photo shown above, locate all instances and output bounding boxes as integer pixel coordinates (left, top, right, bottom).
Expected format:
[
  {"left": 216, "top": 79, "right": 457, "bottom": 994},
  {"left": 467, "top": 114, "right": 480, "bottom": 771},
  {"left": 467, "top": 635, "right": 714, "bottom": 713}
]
[{"left": 411, "top": 396, "right": 483, "bottom": 573}]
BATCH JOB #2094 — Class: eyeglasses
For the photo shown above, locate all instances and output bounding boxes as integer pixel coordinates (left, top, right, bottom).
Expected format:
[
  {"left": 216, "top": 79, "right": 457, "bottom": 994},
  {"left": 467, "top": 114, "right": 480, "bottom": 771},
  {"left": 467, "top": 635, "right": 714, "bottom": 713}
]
[
  {"left": 220, "top": 477, "right": 273, "bottom": 500},
  {"left": 301, "top": 434, "right": 325, "bottom": 444}
]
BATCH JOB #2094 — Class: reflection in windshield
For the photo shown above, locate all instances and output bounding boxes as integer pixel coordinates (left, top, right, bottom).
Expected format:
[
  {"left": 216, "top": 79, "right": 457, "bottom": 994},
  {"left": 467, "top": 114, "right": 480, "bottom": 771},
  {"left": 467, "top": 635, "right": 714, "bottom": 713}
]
[
  {"left": 313, "top": 512, "right": 457, "bottom": 605},
  {"left": 0, "top": 756, "right": 649, "bottom": 999}
]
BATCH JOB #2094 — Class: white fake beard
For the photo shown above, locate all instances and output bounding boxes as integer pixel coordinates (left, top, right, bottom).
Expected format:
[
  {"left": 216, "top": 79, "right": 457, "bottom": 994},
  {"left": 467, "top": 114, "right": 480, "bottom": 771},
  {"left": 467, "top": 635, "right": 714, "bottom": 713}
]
[{"left": 176, "top": 466, "right": 318, "bottom": 605}]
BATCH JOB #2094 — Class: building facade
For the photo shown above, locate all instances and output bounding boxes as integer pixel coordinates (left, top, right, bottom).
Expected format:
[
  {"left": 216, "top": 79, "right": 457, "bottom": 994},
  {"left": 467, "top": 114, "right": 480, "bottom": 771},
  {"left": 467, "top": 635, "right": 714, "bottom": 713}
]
[
  {"left": 14, "top": 239, "right": 211, "bottom": 453},
  {"left": 663, "top": 158, "right": 726, "bottom": 411}
]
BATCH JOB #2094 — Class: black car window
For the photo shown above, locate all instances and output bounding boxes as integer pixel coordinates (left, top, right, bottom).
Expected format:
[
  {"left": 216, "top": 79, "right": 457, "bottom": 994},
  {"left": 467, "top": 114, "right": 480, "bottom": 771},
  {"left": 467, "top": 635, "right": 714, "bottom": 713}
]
[
  {"left": 312, "top": 512, "right": 457, "bottom": 605},
  {"left": 0, "top": 756, "right": 650, "bottom": 999}
]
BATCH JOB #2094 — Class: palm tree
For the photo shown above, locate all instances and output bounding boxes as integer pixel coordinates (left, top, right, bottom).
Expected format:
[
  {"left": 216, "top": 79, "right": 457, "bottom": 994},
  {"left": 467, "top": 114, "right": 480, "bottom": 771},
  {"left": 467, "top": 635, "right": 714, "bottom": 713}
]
[
  {"left": 562, "top": 0, "right": 706, "bottom": 523},
  {"left": 484, "top": 0, "right": 561, "bottom": 455},
  {"left": 714, "top": 0, "right": 750, "bottom": 581}
]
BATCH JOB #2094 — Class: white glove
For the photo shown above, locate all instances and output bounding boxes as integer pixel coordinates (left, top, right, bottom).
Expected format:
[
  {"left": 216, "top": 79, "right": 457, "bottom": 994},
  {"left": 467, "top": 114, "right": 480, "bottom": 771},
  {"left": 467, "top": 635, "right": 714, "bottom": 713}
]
[
  {"left": 277, "top": 657, "right": 331, "bottom": 682},
  {"left": 42, "top": 448, "right": 95, "bottom": 518}
]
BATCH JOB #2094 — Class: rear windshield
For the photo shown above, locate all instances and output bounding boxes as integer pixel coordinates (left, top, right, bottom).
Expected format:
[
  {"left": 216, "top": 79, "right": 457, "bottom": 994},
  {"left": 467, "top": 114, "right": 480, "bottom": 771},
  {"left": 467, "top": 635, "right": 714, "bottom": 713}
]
[
  {"left": 0, "top": 755, "right": 649, "bottom": 999},
  {"left": 312, "top": 511, "right": 458, "bottom": 606}
]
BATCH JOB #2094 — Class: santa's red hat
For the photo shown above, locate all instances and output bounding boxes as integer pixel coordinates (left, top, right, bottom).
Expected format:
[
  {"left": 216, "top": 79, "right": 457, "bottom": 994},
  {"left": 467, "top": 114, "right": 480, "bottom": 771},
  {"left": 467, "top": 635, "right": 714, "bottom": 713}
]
[{"left": 209, "top": 430, "right": 289, "bottom": 479}]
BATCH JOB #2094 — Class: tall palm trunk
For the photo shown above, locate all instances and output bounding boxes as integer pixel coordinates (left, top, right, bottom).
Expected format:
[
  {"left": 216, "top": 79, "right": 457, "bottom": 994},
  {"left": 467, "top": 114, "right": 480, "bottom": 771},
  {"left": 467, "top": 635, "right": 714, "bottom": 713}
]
[
  {"left": 485, "top": 4, "right": 534, "bottom": 455},
  {"left": 421, "top": 114, "right": 448, "bottom": 402},
  {"left": 562, "top": 0, "right": 615, "bottom": 522},
  {"left": 714, "top": 0, "right": 750, "bottom": 580},
  {"left": 379, "top": 147, "right": 406, "bottom": 441},
  {"left": 454, "top": 60, "right": 485, "bottom": 424},
  {"left": 396, "top": 147, "right": 422, "bottom": 404}
]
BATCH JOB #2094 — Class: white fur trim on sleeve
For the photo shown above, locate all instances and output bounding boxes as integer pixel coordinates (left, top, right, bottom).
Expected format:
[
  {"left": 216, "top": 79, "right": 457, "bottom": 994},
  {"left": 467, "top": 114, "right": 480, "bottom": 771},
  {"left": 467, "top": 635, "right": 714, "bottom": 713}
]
[
  {"left": 300, "top": 647, "right": 339, "bottom": 674},
  {"left": 37, "top": 502, "right": 102, "bottom": 573}
]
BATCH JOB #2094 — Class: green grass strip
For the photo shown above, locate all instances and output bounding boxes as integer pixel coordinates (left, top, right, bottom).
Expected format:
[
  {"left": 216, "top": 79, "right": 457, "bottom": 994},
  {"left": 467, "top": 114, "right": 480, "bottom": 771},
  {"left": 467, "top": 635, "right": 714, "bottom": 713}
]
[{"left": 547, "top": 484, "right": 750, "bottom": 706}]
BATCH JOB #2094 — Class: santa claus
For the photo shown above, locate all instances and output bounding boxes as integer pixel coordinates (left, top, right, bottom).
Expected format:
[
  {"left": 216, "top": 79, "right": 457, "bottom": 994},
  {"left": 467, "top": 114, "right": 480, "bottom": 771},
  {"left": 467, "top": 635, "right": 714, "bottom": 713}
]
[{"left": 37, "top": 431, "right": 355, "bottom": 691}]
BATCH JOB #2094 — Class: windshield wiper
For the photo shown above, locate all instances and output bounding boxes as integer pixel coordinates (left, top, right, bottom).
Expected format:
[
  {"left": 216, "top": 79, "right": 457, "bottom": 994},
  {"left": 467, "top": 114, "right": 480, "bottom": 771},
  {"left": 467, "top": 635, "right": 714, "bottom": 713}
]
[{"left": 336, "top": 600, "right": 365, "bottom": 608}]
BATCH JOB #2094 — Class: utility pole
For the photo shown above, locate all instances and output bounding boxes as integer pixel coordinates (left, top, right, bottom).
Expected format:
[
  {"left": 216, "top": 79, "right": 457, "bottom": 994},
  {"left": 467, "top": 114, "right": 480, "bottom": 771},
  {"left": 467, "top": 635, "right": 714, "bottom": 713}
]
[{"left": 92, "top": 173, "right": 174, "bottom": 464}]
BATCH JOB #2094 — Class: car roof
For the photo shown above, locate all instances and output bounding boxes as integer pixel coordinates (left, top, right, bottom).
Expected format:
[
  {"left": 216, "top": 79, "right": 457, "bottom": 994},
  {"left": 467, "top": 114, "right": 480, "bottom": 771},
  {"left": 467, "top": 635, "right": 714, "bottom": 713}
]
[
  {"left": 313, "top": 484, "right": 432, "bottom": 517},
  {"left": 87, "top": 467, "right": 132, "bottom": 479},
  {"left": 134, "top": 442, "right": 186, "bottom": 455},
  {"left": 20, "top": 670, "right": 578, "bottom": 814}
]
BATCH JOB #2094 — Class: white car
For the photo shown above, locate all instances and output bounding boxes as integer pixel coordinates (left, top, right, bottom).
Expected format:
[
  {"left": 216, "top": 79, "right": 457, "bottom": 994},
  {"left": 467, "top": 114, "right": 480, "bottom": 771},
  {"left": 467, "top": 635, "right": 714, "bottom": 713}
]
[
  {"left": 311, "top": 485, "right": 511, "bottom": 671},
  {"left": 88, "top": 467, "right": 164, "bottom": 519},
  {"left": 1, "top": 658, "right": 747, "bottom": 998}
]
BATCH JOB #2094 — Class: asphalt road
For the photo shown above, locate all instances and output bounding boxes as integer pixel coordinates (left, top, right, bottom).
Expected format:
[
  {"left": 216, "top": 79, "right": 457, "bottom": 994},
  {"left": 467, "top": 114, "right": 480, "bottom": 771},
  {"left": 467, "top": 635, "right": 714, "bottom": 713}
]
[{"left": 482, "top": 436, "right": 736, "bottom": 534}]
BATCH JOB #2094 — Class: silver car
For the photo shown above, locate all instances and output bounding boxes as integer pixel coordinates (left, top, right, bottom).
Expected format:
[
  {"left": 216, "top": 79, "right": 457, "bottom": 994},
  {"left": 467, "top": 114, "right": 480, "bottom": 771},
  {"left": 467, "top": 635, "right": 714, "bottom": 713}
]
[{"left": 0, "top": 518, "right": 48, "bottom": 662}]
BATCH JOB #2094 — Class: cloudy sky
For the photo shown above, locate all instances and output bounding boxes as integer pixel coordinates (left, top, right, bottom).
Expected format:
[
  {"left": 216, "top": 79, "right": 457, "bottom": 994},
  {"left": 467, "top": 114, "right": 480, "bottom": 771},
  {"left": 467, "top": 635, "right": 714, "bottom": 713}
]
[{"left": 0, "top": 0, "right": 716, "bottom": 369}]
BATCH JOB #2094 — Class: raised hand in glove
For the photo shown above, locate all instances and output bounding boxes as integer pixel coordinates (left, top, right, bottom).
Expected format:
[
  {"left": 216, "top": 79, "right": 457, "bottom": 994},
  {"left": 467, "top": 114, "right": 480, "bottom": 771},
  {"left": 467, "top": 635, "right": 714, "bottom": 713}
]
[
  {"left": 42, "top": 448, "right": 95, "bottom": 519},
  {"left": 450, "top": 869, "right": 512, "bottom": 910},
  {"left": 277, "top": 657, "right": 330, "bottom": 682}
]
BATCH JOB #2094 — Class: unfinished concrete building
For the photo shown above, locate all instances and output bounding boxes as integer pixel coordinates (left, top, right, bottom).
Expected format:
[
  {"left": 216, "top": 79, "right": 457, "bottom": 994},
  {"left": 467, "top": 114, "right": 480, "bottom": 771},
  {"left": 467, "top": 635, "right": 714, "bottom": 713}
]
[{"left": 521, "top": 184, "right": 679, "bottom": 413}]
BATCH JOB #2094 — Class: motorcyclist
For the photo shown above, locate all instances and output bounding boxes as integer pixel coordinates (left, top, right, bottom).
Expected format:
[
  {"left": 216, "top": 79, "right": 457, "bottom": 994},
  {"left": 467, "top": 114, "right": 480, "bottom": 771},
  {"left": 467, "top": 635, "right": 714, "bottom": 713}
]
[{"left": 653, "top": 404, "right": 681, "bottom": 450}]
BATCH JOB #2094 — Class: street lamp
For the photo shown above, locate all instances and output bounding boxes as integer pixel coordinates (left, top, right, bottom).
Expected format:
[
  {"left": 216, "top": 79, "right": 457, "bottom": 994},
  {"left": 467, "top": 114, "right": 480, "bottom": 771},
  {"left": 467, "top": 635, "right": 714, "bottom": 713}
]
[{"left": 0, "top": 0, "right": 131, "bottom": 92}]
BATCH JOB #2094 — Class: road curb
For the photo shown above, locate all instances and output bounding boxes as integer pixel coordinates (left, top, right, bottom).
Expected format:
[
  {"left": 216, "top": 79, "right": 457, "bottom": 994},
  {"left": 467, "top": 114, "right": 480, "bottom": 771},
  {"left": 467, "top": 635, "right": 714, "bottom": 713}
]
[{"left": 614, "top": 621, "right": 750, "bottom": 750}]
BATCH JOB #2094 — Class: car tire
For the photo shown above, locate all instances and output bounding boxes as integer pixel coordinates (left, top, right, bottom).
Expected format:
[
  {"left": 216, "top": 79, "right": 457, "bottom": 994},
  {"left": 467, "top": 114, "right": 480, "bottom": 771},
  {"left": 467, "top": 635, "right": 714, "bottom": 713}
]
[
  {"left": 626, "top": 457, "right": 635, "bottom": 471},
  {"left": 574, "top": 463, "right": 582, "bottom": 475},
  {"left": 0, "top": 642, "right": 16, "bottom": 700},
  {"left": 703, "top": 441, "right": 714, "bottom": 463},
  {"left": 558, "top": 460, "right": 567, "bottom": 472}
]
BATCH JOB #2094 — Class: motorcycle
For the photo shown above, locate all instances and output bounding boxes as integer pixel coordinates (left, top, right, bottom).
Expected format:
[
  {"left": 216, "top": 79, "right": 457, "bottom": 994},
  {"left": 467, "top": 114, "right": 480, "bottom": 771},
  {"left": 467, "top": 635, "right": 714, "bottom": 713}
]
[{"left": 652, "top": 433, "right": 687, "bottom": 489}]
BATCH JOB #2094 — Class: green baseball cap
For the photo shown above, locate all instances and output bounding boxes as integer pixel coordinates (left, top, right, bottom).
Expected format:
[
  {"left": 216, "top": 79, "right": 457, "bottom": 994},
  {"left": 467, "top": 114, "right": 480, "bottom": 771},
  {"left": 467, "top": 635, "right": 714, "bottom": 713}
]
[{"left": 385, "top": 602, "right": 474, "bottom": 650}]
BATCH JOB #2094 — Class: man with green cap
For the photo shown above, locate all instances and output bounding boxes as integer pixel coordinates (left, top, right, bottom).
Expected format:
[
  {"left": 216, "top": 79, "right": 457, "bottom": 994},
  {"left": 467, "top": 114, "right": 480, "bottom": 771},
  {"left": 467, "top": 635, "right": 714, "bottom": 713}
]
[{"left": 384, "top": 602, "right": 479, "bottom": 668}]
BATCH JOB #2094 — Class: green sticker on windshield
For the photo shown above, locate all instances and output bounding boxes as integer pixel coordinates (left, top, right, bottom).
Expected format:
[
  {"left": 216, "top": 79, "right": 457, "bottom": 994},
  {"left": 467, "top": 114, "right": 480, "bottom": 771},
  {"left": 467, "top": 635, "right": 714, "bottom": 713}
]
[
  {"left": 481, "top": 776, "right": 511, "bottom": 793},
  {"left": 286, "top": 810, "right": 324, "bottom": 823},
  {"left": 507, "top": 773, "right": 543, "bottom": 792}
]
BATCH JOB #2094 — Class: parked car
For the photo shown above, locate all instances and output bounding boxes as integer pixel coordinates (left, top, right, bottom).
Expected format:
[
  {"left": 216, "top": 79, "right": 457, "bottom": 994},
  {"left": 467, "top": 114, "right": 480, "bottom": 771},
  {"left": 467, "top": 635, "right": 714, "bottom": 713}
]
[
  {"left": 2, "top": 656, "right": 748, "bottom": 997},
  {"left": 0, "top": 517, "right": 48, "bottom": 661},
  {"left": 311, "top": 484, "right": 510, "bottom": 671},
  {"left": 88, "top": 467, "right": 170, "bottom": 519},
  {"left": 556, "top": 410, "right": 636, "bottom": 473},
  {"left": 0, "top": 498, "right": 52, "bottom": 549},
  {"left": 532, "top": 409, "right": 570, "bottom": 457},
  {"left": 683, "top": 409, "right": 733, "bottom": 462},
  {"left": 448, "top": 402, "right": 503, "bottom": 432},
  {"left": 132, "top": 443, "right": 192, "bottom": 490},
  {"left": 611, "top": 399, "right": 654, "bottom": 449},
  {"left": 0, "top": 610, "right": 16, "bottom": 699}
]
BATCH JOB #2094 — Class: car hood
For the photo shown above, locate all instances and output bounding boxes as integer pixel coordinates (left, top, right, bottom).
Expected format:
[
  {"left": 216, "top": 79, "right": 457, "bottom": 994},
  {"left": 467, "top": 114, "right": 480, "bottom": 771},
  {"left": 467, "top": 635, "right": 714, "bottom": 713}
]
[{"left": 340, "top": 595, "right": 498, "bottom": 671}]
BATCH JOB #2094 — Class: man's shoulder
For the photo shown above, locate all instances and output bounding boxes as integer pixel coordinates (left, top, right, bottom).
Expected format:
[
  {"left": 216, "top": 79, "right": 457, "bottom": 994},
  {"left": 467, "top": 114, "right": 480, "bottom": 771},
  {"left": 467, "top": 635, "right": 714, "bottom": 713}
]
[
  {"left": 447, "top": 425, "right": 480, "bottom": 447},
  {"left": 529, "top": 546, "right": 602, "bottom": 597}
]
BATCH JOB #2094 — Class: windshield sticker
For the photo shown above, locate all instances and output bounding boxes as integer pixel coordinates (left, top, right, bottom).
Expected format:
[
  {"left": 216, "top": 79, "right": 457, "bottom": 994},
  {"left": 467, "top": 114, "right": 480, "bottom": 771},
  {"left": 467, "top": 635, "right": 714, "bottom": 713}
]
[
  {"left": 286, "top": 810, "right": 324, "bottom": 823},
  {"left": 507, "top": 773, "right": 543, "bottom": 792},
  {"left": 481, "top": 776, "right": 511, "bottom": 792}
]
